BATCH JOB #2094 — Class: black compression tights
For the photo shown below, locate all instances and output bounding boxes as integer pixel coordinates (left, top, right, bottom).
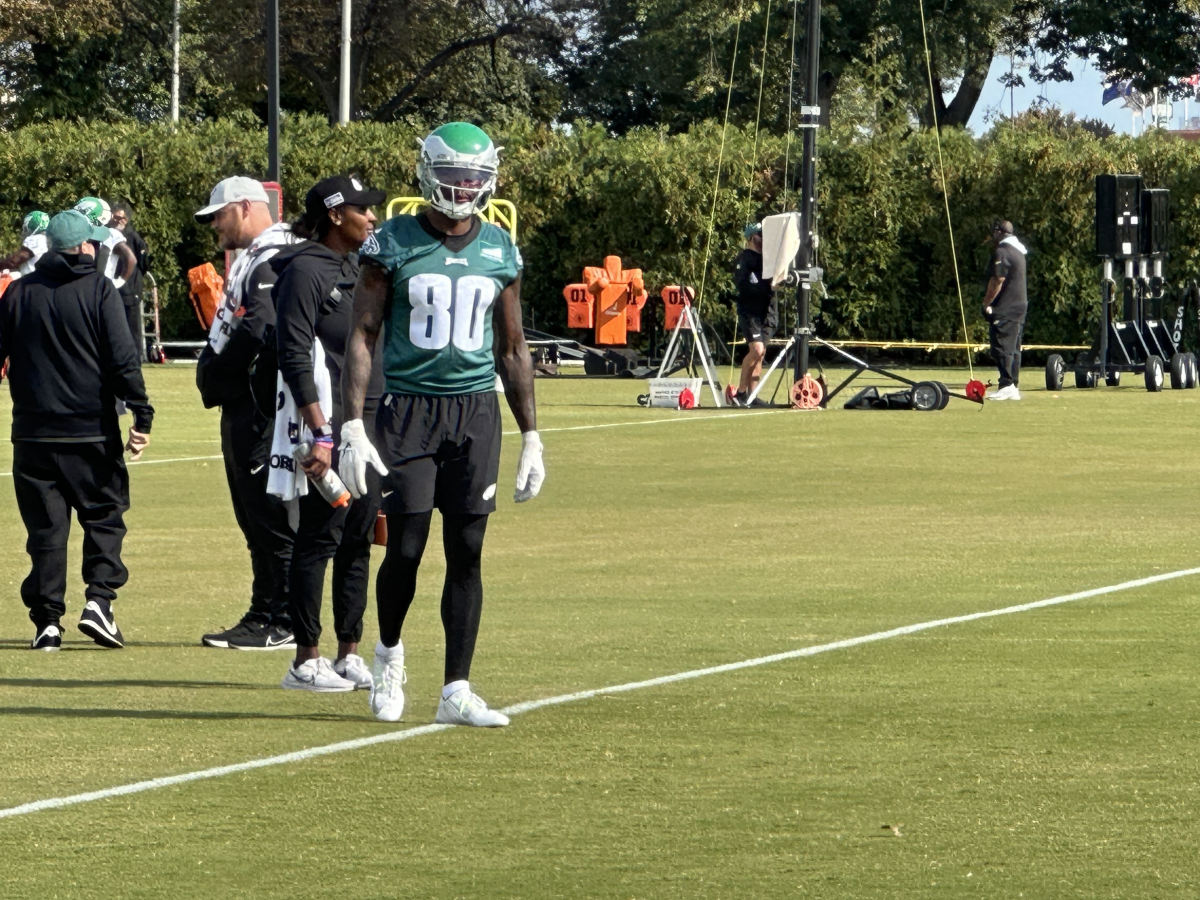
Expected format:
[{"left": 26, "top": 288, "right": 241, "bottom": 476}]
[{"left": 376, "top": 511, "right": 490, "bottom": 683}]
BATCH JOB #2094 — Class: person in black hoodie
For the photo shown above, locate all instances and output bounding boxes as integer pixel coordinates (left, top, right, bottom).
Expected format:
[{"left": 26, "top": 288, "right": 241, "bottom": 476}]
[
  {"left": 272, "top": 175, "right": 386, "bottom": 692},
  {"left": 0, "top": 209, "right": 154, "bottom": 651},
  {"left": 732, "top": 222, "right": 777, "bottom": 407}
]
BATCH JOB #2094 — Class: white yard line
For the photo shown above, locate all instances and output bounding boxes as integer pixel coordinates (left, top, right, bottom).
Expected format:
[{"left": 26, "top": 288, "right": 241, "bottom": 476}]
[
  {"left": 0, "top": 414, "right": 768, "bottom": 477},
  {"left": 2, "top": 565, "right": 1196, "bottom": 820}
]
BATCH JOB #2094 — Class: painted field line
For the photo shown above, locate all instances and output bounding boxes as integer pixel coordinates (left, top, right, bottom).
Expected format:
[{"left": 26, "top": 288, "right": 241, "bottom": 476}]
[
  {"left": 0, "top": 455, "right": 224, "bottom": 478},
  {"left": 2, "top": 565, "right": 1196, "bottom": 820},
  {"left": 0, "top": 414, "right": 767, "bottom": 478}
]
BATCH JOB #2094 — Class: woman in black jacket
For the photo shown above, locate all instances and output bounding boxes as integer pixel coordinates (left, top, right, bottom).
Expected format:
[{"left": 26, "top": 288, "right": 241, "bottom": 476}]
[{"left": 274, "top": 175, "right": 386, "bottom": 693}]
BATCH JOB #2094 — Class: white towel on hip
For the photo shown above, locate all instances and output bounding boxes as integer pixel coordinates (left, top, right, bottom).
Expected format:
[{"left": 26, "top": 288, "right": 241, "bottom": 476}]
[{"left": 267, "top": 338, "right": 331, "bottom": 502}]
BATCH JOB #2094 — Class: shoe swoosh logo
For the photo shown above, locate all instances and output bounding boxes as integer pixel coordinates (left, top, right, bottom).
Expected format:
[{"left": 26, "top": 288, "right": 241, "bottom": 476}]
[
  {"left": 89, "top": 603, "right": 118, "bottom": 634},
  {"left": 265, "top": 634, "right": 292, "bottom": 647}
]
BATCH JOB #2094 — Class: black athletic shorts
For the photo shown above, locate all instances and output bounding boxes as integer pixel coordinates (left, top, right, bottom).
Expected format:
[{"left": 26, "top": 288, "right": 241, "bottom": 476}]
[
  {"left": 374, "top": 391, "right": 501, "bottom": 516},
  {"left": 737, "top": 304, "right": 777, "bottom": 343}
]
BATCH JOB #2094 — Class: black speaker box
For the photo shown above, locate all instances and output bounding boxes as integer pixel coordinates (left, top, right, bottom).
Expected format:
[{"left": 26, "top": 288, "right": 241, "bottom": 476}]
[
  {"left": 1096, "top": 174, "right": 1143, "bottom": 258},
  {"left": 1141, "top": 188, "right": 1169, "bottom": 256}
]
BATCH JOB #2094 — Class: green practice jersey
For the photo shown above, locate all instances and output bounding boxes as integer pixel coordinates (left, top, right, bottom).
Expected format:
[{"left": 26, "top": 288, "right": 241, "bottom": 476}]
[{"left": 362, "top": 215, "right": 522, "bottom": 395}]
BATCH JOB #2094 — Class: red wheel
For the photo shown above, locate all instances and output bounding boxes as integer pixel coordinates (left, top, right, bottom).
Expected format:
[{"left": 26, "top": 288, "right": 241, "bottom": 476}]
[
  {"left": 790, "top": 375, "right": 824, "bottom": 409},
  {"left": 964, "top": 379, "right": 985, "bottom": 402}
]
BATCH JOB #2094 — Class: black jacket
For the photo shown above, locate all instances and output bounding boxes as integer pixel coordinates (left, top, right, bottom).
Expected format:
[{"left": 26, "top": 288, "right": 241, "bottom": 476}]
[
  {"left": 0, "top": 250, "right": 153, "bottom": 441},
  {"left": 118, "top": 225, "right": 149, "bottom": 305},
  {"left": 273, "top": 241, "right": 381, "bottom": 427},
  {"left": 734, "top": 248, "right": 774, "bottom": 317}
]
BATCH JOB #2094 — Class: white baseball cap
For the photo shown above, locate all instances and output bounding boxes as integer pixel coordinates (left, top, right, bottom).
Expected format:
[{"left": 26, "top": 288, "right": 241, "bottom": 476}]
[{"left": 195, "top": 176, "right": 270, "bottom": 221}]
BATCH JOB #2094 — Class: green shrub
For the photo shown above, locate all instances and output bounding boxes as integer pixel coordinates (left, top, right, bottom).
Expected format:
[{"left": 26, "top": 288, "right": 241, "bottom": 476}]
[{"left": 3, "top": 117, "right": 1199, "bottom": 351}]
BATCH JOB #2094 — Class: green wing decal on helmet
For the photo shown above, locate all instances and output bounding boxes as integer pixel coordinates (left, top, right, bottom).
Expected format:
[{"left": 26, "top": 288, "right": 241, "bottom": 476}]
[
  {"left": 22, "top": 210, "right": 50, "bottom": 237},
  {"left": 417, "top": 122, "right": 501, "bottom": 220}
]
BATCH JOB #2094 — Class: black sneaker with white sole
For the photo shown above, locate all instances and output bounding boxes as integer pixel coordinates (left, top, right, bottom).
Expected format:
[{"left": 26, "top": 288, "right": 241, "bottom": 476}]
[
  {"left": 31, "top": 623, "right": 62, "bottom": 651},
  {"left": 202, "top": 616, "right": 295, "bottom": 650},
  {"left": 78, "top": 600, "right": 124, "bottom": 649}
]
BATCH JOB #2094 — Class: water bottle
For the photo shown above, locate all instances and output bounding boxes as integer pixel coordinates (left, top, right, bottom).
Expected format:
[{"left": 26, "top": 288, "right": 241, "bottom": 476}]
[{"left": 294, "top": 441, "right": 351, "bottom": 507}]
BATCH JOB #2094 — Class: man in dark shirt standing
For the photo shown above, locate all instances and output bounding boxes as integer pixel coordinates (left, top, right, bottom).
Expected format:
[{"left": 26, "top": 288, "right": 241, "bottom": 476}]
[
  {"left": 732, "top": 222, "right": 777, "bottom": 407},
  {"left": 982, "top": 219, "right": 1029, "bottom": 401},
  {"left": 194, "top": 176, "right": 297, "bottom": 650},
  {"left": 0, "top": 209, "right": 154, "bottom": 650},
  {"left": 109, "top": 201, "right": 150, "bottom": 357}
]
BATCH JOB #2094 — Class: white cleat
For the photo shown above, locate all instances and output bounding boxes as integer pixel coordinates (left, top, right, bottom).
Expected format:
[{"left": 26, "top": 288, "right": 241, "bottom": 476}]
[
  {"left": 435, "top": 687, "right": 510, "bottom": 727},
  {"left": 281, "top": 657, "right": 356, "bottom": 692},
  {"left": 332, "top": 653, "right": 373, "bottom": 690},
  {"left": 370, "top": 640, "right": 407, "bottom": 722}
]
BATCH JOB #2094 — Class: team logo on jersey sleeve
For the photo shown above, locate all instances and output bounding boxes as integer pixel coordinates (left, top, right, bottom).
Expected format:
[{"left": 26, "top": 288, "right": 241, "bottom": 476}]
[{"left": 361, "top": 231, "right": 380, "bottom": 255}]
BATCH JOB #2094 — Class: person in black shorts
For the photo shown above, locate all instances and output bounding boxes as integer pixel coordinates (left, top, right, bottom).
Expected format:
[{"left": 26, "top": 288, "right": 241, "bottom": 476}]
[
  {"left": 338, "top": 122, "right": 544, "bottom": 728},
  {"left": 733, "top": 222, "right": 777, "bottom": 407}
]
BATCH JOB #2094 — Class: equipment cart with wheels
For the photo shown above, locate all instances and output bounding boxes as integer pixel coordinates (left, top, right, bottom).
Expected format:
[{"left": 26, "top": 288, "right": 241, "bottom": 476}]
[{"left": 1048, "top": 176, "right": 1197, "bottom": 393}]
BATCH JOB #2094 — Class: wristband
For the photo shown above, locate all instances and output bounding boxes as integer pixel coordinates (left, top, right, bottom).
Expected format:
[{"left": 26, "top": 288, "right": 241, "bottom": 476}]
[{"left": 313, "top": 435, "right": 335, "bottom": 446}]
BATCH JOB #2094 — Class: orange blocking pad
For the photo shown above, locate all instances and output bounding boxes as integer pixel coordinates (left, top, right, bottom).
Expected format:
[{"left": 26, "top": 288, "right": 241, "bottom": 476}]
[
  {"left": 563, "top": 284, "right": 594, "bottom": 329},
  {"left": 660, "top": 285, "right": 696, "bottom": 332},
  {"left": 187, "top": 263, "right": 226, "bottom": 331},
  {"left": 565, "top": 255, "right": 648, "bottom": 345}
]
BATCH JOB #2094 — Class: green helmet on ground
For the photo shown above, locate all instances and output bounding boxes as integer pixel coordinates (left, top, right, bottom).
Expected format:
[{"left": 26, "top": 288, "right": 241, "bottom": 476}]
[
  {"left": 417, "top": 122, "right": 500, "bottom": 220},
  {"left": 74, "top": 196, "right": 112, "bottom": 227},
  {"left": 22, "top": 210, "right": 50, "bottom": 237}
]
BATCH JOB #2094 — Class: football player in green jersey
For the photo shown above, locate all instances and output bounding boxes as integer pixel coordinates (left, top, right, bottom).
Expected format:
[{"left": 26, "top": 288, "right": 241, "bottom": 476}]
[{"left": 339, "top": 122, "right": 544, "bottom": 727}]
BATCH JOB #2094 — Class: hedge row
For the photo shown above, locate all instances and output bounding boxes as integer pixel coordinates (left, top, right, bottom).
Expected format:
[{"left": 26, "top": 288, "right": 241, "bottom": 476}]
[{"left": 3, "top": 115, "right": 1199, "bottom": 349}]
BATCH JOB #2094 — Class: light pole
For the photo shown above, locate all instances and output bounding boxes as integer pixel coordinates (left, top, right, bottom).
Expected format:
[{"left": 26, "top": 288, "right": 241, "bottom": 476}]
[
  {"left": 266, "top": 0, "right": 280, "bottom": 182},
  {"left": 339, "top": 0, "right": 351, "bottom": 124},
  {"left": 170, "top": 0, "right": 180, "bottom": 123}
]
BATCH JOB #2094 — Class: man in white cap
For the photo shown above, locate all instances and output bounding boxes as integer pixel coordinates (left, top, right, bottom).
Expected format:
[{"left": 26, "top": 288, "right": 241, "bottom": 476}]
[{"left": 194, "top": 176, "right": 299, "bottom": 650}]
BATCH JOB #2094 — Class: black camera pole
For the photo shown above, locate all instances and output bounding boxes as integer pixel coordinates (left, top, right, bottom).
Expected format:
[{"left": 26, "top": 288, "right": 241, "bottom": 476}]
[{"left": 792, "top": 0, "right": 822, "bottom": 384}]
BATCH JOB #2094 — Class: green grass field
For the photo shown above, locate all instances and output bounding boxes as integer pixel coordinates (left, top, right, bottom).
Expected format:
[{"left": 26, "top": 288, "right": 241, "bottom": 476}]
[{"left": 1, "top": 363, "right": 1198, "bottom": 899}]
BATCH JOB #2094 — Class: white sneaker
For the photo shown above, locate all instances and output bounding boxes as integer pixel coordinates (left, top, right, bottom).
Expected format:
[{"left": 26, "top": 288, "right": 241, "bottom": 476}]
[
  {"left": 332, "top": 653, "right": 373, "bottom": 690},
  {"left": 986, "top": 384, "right": 1021, "bottom": 401},
  {"left": 281, "top": 657, "right": 356, "bottom": 692},
  {"left": 436, "top": 687, "right": 510, "bottom": 727},
  {"left": 369, "top": 640, "right": 407, "bottom": 722}
]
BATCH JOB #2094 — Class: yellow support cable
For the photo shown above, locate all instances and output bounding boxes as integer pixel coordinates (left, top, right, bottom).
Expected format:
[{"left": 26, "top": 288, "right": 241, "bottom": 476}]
[
  {"left": 728, "top": 0, "right": 777, "bottom": 389},
  {"left": 695, "top": 9, "right": 743, "bottom": 324},
  {"left": 917, "top": 0, "right": 973, "bottom": 379}
]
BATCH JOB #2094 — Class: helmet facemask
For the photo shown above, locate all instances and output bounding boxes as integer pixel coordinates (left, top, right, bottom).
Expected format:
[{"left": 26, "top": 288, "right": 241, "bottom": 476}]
[{"left": 417, "top": 124, "right": 500, "bottom": 220}]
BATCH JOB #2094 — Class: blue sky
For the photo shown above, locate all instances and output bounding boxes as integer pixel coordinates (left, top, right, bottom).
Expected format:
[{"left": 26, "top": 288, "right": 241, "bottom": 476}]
[{"left": 966, "top": 54, "right": 1193, "bottom": 135}]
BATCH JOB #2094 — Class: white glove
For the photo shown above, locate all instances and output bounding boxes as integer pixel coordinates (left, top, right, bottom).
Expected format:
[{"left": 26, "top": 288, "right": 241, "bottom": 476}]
[
  {"left": 124, "top": 428, "right": 149, "bottom": 461},
  {"left": 514, "top": 430, "right": 545, "bottom": 503},
  {"left": 337, "top": 418, "right": 387, "bottom": 499}
]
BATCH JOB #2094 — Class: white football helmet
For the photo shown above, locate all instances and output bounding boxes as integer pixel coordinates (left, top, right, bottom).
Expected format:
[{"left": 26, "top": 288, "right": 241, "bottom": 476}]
[
  {"left": 417, "top": 122, "right": 500, "bottom": 220},
  {"left": 75, "top": 196, "right": 112, "bottom": 227}
]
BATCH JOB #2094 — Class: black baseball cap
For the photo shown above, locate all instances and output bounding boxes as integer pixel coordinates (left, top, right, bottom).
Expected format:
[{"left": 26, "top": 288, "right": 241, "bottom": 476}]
[{"left": 304, "top": 175, "right": 386, "bottom": 222}]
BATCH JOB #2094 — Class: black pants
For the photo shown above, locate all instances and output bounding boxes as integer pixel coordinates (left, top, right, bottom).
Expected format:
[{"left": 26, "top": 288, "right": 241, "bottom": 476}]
[
  {"left": 377, "top": 511, "right": 489, "bottom": 683},
  {"left": 123, "top": 299, "right": 144, "bottom": 360},
  {"left": 287, "top": 465, "right": 380, "bottom": 648},
  {"left": 12, "top": 438, "right": 129, "bottom": 627},
  {"left": 989, "top": 314, "right": 1025, "bottom": 388},
  {"left": 220, "top": 397, "right": 293, "bottom": 626}
]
